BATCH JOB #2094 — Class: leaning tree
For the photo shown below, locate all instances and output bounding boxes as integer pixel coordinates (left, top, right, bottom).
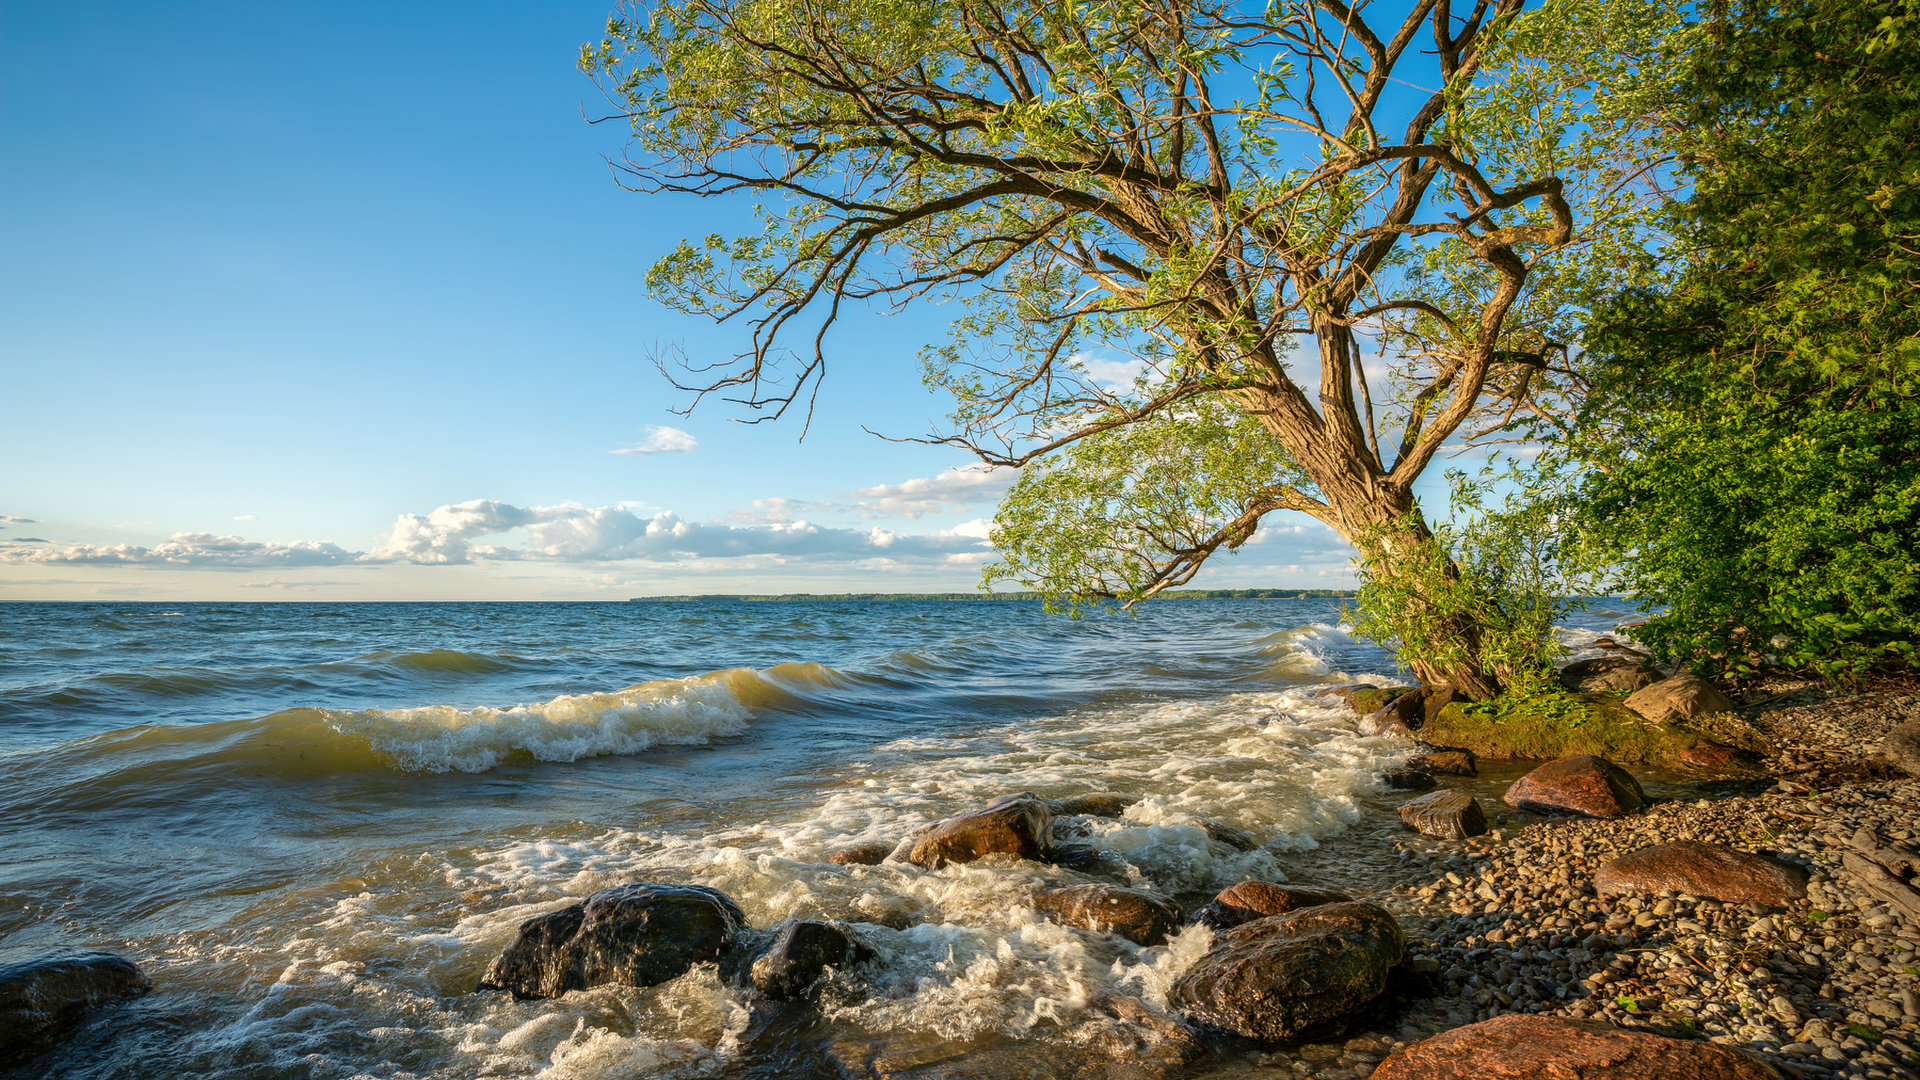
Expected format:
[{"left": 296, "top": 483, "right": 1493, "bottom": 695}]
[{"left": 582, "top": 0, "right": 1664, "bottom": 696}]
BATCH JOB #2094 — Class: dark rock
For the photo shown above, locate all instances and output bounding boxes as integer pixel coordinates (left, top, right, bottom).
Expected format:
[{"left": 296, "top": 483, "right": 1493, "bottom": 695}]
[
  {"left": 1625, "top": 671, "right": 1734, "bottom": 722},
  {"left": 1408, "top": 749, "right": 1476, "bottom": 776},
  {"left": 1398, "top": 789, "right": 1488, "bottom": 840},
  {"left": 1051, "top": 792, "right": 1138, "bottom": 818},
  {"left": 1200, "top": 819, "right": 1257, "bottom": 852},
  {"left": 1171, "top": 901, "right": 1404, "bottom": 1043},
  {"left": 1370, "top": 1014, "right": 1789, "bottom": 1079},
  {"left": 1416, "top": 684, "right": 1460, "bottom": 725},
  {"left": 749, "top": 919, "right": 872, "bottom": 1000},
  {"left": 1360, "top": 690, "right": 1424, "bottom": 737},
  {"left": 1560, "top": 656, "right": 1660, "bottom": 694},
  {"left": 1051, "top": 815, "right": 1095, "bottom": 841},
  {"left": 1503, "top": 755, "right": 1646, "bottom": 818},
  {"left": 1193, "top": 881, "right": 1354, "bottom": 931},
  {"left": 1882, "top": 718, "right": 1920, "bottom": 778},
  {"left": 477, "top": 883, "right": 744, "bottom": 999},
  {"left": 0, "top": 952, "right": 151, "bottom": 1067},
  {"left": 1032, "top": 884, "right": 1182, "bottom": 946},
  {"left": 909, "top": 793, "right": 1052, "bottom": 868},
  {"left": 828, "top": 841, "right": 895, "bottom": 866},
  {"left": 1046, "top": 842, "right": 1133, "bottom": 877},
  {"left": 1384, "top": 769, "right": 1437, "bottom": 791},
  {"left": 1594, "top": 840, "right": 1809, "bottom": 906}
]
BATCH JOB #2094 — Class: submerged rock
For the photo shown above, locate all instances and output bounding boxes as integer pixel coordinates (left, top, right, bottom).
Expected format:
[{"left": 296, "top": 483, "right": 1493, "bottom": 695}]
[
  {"left": 828, "top": 841, "right": 895, "bottom": 866},
  {"left": 1171, "top": 901, "right": 1403, "bottom": 1042},
  {"left": 1503, "top": 754, "right": 1646, "bottom": 818},
  {"left": 1051, "top": 792, "right": 1138, "bottom": 818},
  {"left": 1594, "top": 840, "right": 1808, "bottom": 905},
  {"left": 1383, "top": 769, "right": 1438, "bottom": 791},
  {"left": 0, "top": 952, "right": 151, "bottom": 1067},
  {"left": 1199, "top": 819, "right": 1257, "bottom": 852},
  {"left": 1679, "top": 742, "right": 1741, "bottom": 768},
  {"left": 1408, "top": 749, "right": 1476, "bottom": 776},
  {"left": 1045, "top": 842, "right": 1134, "bottom": 878},
  {"left": 1370, "top": 1014, "right": 1789, "bottom": 1079},
  {"left": 476, "top": 883, "right": 744, "bottom": 999},
  {"left": 1193, "top": 881, "right": 1354, "bottom": 931},
  {"left": 749, "top": 919, "right": 872, "bottom": 1000},
  {"left": 909, "top": 793, "right": 1053, "bottom": 868},
  {"left": 1031, "top": 883, "right": 1181, "bottom": 946},
  {"left": 1625, "top": 671, "right": 1733, "bottom": 723},
  {"left": 1560, "top": 656, "right": 1660, "bottom": 694},
  {"left": 1397, "top": 789, "right": 1488, "bottom": 840}
]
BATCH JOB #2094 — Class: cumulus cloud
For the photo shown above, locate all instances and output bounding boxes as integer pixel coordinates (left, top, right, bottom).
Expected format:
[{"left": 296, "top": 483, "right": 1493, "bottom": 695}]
[
  {"left": 610, "top": 426, "right": 699, "bottom": 456},
  {"left": 0, "top": 532, "right": 360, "bottom": 569},
  {"left": 362, "top": 499, "right": 990, "bottom": 565},
  {"left": 1069, "top": 351, "right": 1150, "bottom": 391},
  {"left": 847, "top": 468, "right": 1015, "bottom": 519}
]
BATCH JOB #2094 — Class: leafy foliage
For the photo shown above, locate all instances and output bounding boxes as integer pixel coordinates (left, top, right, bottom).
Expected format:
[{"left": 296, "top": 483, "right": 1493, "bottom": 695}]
[{"left": 1570, "top": 0, "right": 1920, "bottom": 678}]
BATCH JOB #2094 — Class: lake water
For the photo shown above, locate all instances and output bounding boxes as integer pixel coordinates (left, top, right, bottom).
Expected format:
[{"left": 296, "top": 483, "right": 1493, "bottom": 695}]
[{"left": 0, "top": 598, "right": 1637, "bottom": 1078}]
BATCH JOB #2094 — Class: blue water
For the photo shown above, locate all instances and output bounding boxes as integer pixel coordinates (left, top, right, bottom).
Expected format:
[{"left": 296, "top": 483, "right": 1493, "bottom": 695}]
[{"left": 0, "top": 598, "right": 1637, "bottom": 1078}]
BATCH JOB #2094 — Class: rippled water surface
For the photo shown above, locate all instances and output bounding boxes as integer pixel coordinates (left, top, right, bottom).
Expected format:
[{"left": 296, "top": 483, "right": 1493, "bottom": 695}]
[{"left": 0, "top": 599, "right": 1637, "bottom": 1078}]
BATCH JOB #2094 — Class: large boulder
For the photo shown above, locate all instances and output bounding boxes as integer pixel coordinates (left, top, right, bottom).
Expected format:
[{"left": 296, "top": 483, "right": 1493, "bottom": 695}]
[
  {"left": 1504, "top": 755, "right": 1646, "bottom": 819},
  {"left": 1193, "top": 881, "right": 1354, "bottom": 931},
  {"left": 1594, "top": 840, "right": 1809, "bottom": 906},
  {"left": 1625, "top": 672, "right": 1734, "bottom": 723},
  {"left": 1031, "top": 884, "right": 1181, "bottom": 946},
  {"left": 749, "top": 919, "right": 872, "bottom": 1000},
  {"left": 1398, "top": 789, "right": 1488, "bottom": 840},
  {"left": 0, "top": 952, "right": 151, "bottom": 1067},
  {"left": 1370, "top": 1014, "right": 1789, "bottom": 1079},
  {"left": 1560, "top": 656, "right": 1660, "bottom": 694},
  {"left": 1170, "top": 901, "right": 1403, "bottom": 1042},
  {"left": 477, "top": 883, "right": 744, "bottom": 999},
  {"left": 1882, "top": 718, "right": 1920, "bottom": 778},
  {"left": 909, "top": 793, "right": 1052, "bottom": 868}
]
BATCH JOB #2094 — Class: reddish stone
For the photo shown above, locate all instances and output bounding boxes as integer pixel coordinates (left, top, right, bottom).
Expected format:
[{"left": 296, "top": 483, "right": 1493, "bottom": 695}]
[
  {"left": 1398, "top": 789, "right": 1488, "bottom": 840},
  {"left": 1370, "top": 1014, "right": 1789, "bottom": 1079},
  {"left": 1194, "top": 881, "right": 1353, "bottom": 930},
  {"left": 909, "top": 793, "right": 1053, "bottom": 868},
  {"left": 1032, "top": 883, "right": 1181, "bottom": 945},
  {"left": 1503, "top": 755, "right": 1646, "bottom": 818},
  {"left": 1594, "top": 840, "right": 1808, "bottom": 905},
  {"left": 1679, "top": 742, "right": 1740, "bottom": 768}
]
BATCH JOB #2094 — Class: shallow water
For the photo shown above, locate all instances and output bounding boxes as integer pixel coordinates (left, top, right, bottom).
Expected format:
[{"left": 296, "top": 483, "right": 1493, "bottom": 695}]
[{"left": 0, "top": 599, "right": 1644, "bottom": 1078}]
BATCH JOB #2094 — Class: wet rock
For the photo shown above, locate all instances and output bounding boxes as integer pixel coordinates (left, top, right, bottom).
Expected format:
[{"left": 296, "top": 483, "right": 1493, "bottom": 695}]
[
  {"left": 1031, "top": 883, "right": 1181, "bottom": 946},
  {"left": 1594, "top": 840, "right": 1809, "bottom": 905},
  {"left": 1200, "top": 819, "right": 1257, "bottom": 852},
  {"left": 477, "top": 882, "right": 744, "bottom": 999},
  {"left": 1171, "top": 901, "right": 1404, "bottom": 1042},
  {"left": 1398, "top": 789, "right": 1489, "bottom": 840},
  {"left": 1046, "top": 842, "right": 1133, "bottom": 877},
  {"left": 0, "top": 952, "right": 151, "bottom": 1068},
  {"left": 1408, "top": 749, "right": 1476, "bottom": 776},
  {"left": 828, "top": 841, "right": 895, "bottom": 866},
  {"left": 1051, "top": 792, "right": 1138, "bottom": 818},
  {"left": 1882, "top": 718, "right": 1920, "bottom": 778},
  {"left": 1625, "top": 671, "right": 1734, "bottom": 723},
  {"left": 1384, "top": 769, "right": 1438, "bottom": 791},
  {"left": 1503, "top": 754, "right": 1646, "bottom": 818},
  {"left": 749, "top": 919, "right": 872, "bottom": 1000},
  {"left": 1193, "top": 881, "right": 1355, "bottom": 931},
  {"left": 909, "top": 793, "right": 1053, "bottom": 868},
  {"left": 1560, "top": 655, "right": 1660, "bottom": 694},
  {"left": 1370, "top": 1014, "right": 1789, "bottom": 1078},
  {"left": 1361, "top": 691, "right": 1424, "bottom": 737}
]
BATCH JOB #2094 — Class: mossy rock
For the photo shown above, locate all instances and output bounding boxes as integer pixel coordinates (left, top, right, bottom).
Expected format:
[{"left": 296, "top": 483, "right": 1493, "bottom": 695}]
[
  {"left": 1347, "top": 686, "right": 1417, "bottom": 716},
  {"left": 1418, "top": 692, "right": 1707, "bottom": 766}
]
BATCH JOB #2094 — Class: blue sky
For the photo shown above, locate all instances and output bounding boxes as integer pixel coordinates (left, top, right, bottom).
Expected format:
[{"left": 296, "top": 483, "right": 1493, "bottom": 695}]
[{"left": 0, "top": 1, "right": 1363, "bottom": 600}]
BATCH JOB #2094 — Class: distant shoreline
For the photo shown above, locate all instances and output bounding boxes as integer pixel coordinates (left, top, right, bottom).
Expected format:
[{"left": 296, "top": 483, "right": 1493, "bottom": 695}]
[{"left": 627, "top": 589, "right": 1355, "bottom": 602}]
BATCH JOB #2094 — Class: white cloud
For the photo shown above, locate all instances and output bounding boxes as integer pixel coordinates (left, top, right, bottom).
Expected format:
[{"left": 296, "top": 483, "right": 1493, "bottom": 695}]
[
  {"left": 0, "top": 515, "right": 35, "bottom": 525},
  {"left": 1070, "top": 351, "right": 1150, "bottom": 391},
  {"left": 233, "top": 514, "right": 258, "bottom": 521},
  {"left": 610, "top": 426, "right": 699, "bottom": 456},
  {"left": 847, "top": 468, "right": 1014, "bottom": 519},
  {"left": 362, "top": 499, "right": 990, "bottom": 566},
  {"left": 0, "top": 532, "right": 360, "bottom": 569}
]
